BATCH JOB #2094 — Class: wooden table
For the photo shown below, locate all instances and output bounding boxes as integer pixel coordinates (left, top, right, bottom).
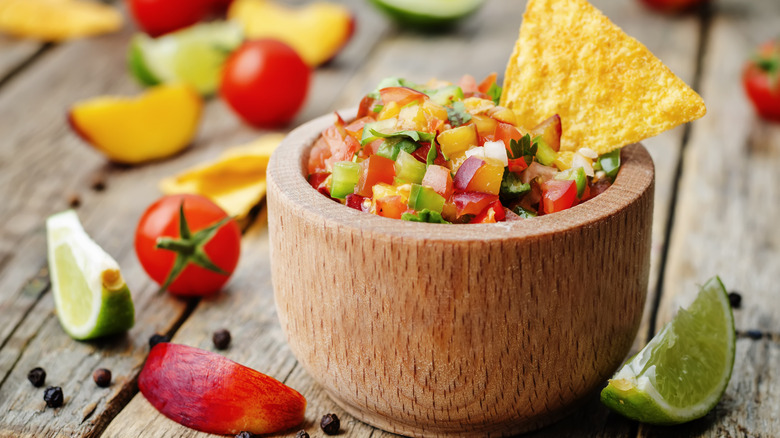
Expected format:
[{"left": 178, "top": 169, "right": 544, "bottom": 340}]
[{"left": 1, "top": 0, "right": 778, "bottom": 436}]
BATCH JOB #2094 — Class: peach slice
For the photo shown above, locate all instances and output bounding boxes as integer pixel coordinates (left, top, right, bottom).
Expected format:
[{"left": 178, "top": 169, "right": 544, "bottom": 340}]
[
  {"left": 228, "top": 0, "right": 355, "bottom": 67},
  {"left": 68, "top": 84, "right": 202, "bottom": 164},
  {"left": 139, "top": 343, "right": 306, "bottom": 435}
]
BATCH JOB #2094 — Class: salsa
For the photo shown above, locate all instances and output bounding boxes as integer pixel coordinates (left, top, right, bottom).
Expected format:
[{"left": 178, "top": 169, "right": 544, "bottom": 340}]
[{"left": 307, "top": 74, "right": 620, "bottom": 223}]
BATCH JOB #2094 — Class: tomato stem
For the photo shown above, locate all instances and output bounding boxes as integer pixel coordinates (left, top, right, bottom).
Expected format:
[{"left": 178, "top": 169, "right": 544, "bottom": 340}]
[{"left": 154, "top": 202, "right": 232, "bottom": 292}]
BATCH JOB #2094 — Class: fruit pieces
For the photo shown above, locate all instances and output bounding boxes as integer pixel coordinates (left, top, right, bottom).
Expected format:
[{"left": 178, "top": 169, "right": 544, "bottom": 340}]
[
  {"left": 127, "top": 0, "right": 212, "bottom": 37},
  {"left": 500, "top": 0, "right": 706, "bottom": 154},
  {"left": 0, "top": 0, "right": 122, "bottom": 41},
  {"left": 228, "top": 0, "right": 354, "bottom": 67},
  {"left": 601, "top": 276, "right": 736, "bottom": 425},
  {"left": 159, "top": 134, "right": 284, "bottom": 222},
  {"left": 46, "top": 210, "right": 135, "bottom": 340},
  {"left": 368, "top": 0, "right": 484, "bottom": 29},
  {"left": 139, "top": 343, "right": 306, "bottom": 435},
  {"left": 128, "top": 21, "right": 244, "bottom": 95},
  {"left": 68, "top": 84, "right": 202, "bottom": 164},
  {"left": 743, "top": 39, "right": 780, "bottom": 123}
]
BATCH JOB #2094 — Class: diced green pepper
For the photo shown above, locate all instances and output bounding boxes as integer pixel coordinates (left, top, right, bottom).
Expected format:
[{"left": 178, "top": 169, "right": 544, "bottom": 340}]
[
  {"left": 330, "top": 161, "right": 361, "bottom": 199},
  {"left": 499, "top": 171, "right": 530, "bottom": 201},
  {"left": 425, "top": 85, "right": 464, "bottom": 106},
  {"left": 534, "top": 136, "right": 557, "bottom": 166},
  {"left": 598, "top": 149, "right": 621, "bottom": 180},
  {"left": 394, "top": 150, "right": 427, "bottom": 184},
  {"left": 408, "top": 184, "right": 445, "bottom": 213},
  {"left": 401, "top": 209, "right": 450, "bottom": 224},
  {"left": 555, "top": 167, "right": 586, "bottom": 198},
  {"left": 512, "top": 206, "right": 537, "bottom": 218},
  {"left": 376, "top": 138, "right": 420, "bottom": 161}
]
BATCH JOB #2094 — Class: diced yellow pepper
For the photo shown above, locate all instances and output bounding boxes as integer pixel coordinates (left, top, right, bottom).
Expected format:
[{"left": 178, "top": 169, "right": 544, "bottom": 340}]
[
  {"left": 398, "top": 104, "right": 426, "bottom": 131},
  {"left": 488, "top": 106, "right": 517, "bottom": 125},
  {"left": 471, "top": 114, "right": 498, "bottom": 137},
  {"left": 463, "top": 97, "right": 494, "bottom": 114},
  {"left": 377, "top": 101, "right": 400, "bottom": 121},
  {"left": 438, "top": 124, "right": 478, "bottom": 159},
  {"left": 370, "top": 183, "right": 411, "bottom": 214},
  {"left": 554, "top": 151, "right": 576, "bottom": 171},
  {"left": 448, "top": 152, "right": 468, "bottom": 174},
  {"left": 422, "top": 100, "right": 448, "bottom": 122},
  {"left": 468, "top": 157, "right": 504, "bottom": 195}
]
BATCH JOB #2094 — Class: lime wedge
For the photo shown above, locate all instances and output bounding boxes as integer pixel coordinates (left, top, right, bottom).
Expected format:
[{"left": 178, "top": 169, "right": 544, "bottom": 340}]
[
  {"left": 601, "top": 276, "right": 736, "bottom": 424},
  {"left": 128, "top": 21, "right": 243, "bottom": 95},
  {"left": 46, "top": 210, "right": 134, "bottom": 340},
  {"left": 368, "top": 0, "right": 485, "bottom": 28}
]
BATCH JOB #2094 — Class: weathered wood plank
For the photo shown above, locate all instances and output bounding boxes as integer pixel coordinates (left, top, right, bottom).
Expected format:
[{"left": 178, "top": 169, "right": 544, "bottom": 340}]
[
  {"left": 0, "top": 35, "right": 44, "bottom": 83},
  {"left": 650, "top": 0, "right": 780, "bottom": 436}
]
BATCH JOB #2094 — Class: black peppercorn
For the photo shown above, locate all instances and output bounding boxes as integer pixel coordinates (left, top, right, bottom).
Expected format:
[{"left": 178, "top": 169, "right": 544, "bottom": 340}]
[
  {"left": 746, "top": 330, "right": 763, "bottom": 340},
  {"left": 295, "top": 430, "right": 310, "bottom": 438},
  {"left": 43, "top": 386, "right": 64, "bottom": 408},
  {"left": 149, "top": 333, "right": 171, "bottom": 349},
  {"left": 28, "top": 367, "right": 46, "bottom": 387},
  {"left": 320, "top": 413, "right": 340, "bottom": 435},
  {"left": 728, "top": 291, "right": 742, "bottom": 309},
  {"left": 235, "top": 432, "right": 253, "bottom": 438},
  {"left": 212, "top": 328, "right": 231, "bottom": 350},
  {"left": 93, "top": 368, "right": 112, "bottom": 387}
]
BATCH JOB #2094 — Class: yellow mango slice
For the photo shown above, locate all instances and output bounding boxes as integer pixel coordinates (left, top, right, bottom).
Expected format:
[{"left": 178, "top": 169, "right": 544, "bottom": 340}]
[
  {"left": 159, "top": 135, "right": 285, "bottom": 220},
  {"left": 0, "top": 0, "right": 122, "bottom": 42},
  {"left": 69, "top": 84, "right": 202, "bottom": 164},
  {"left": 228, "top": 0, "right": 354, "bottom": 67}
]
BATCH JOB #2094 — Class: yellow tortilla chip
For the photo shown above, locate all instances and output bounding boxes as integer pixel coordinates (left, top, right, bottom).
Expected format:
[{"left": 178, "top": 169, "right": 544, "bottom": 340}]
[
  {"left": 500, "top": 0, "right": 706, "bottom": 154},
  {"left": 160, "top": 134, "right": 284, "bottom": 221},
  {"left": 0, "top": 0, "right": 122, "bottom": 42}
]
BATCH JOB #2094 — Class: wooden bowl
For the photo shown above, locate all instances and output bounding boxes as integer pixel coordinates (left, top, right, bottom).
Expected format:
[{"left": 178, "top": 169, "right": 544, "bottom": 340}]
[{"left": 267, "top": 110, "right": 654, "bottom": 437}]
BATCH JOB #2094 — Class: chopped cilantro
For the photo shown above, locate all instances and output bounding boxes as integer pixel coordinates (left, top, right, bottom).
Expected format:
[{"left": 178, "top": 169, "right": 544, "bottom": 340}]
[
  {"left": 446, "top": 101, "right": 472, "bottom": 127},
  {"left": 508, "top": 134, "right": 538, "bottom": 164},
  {"left": 426, "top": 141, "right": 438, "bottom": 166},
  {"left": 401, "top": 209, "right": 451, "bottom": 224},
  {"left": 370, "top": 129, "right": 435, "bottom": 143},
  {"left": 486, "top": 82, "right": 502, "bottom": 105}
]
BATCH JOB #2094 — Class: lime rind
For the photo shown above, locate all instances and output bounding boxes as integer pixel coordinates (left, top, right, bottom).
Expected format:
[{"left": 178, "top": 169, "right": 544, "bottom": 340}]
[
  {"left": 46, "top": 210, "right": 134, "bottom": 340},
  {"left": 601, "top": 276, "right": 736, "bottom": 424},
  {"left": 128, "top": 21, "right": 244, "bottom": 95},
  {"left": 369, "top": 0, "right": 485, "bottom": 28}
]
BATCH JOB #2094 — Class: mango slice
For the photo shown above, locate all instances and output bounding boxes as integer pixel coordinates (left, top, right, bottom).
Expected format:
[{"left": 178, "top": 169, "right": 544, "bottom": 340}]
[
  {"left": 159, "top": 134, "right": 284, "bottom": 221},
  {"left": 228, "top": 0, "right": 354, "bottom": 67},
  {"left": 69, "top": 84, "right": 203, "bottom": 164},
  {"left": 0, "top": 0, "right": 122, "bottom": 41}
]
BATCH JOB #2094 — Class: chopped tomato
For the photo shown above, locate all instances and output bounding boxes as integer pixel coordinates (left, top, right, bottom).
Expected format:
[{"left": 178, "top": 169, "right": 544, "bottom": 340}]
[
  {"left": 344, "top": 116, "right": 375, "bottom": 141},
  {"left": 376, "top": 196, "right": 406, "bottom": 219},
  {"left": 477, "top": 73, "right": 498, "bottom": 94},
  {"left": 507, "top": 158, "right": 528, "bottom": 173},
  {"left": 357, "top": 95, "right": 377, "bottom": 118},
  {"left": 345, "top": 194, "right": 367, "bottom": 211},
  {"left": 355, "top": 155, "right": 395, "bottom": 197},
  {"left": 458, "top": 74, "right": 478, "bottom": 94},
  {"left": 321, "top": 125, "right": 360, "bottom": 171},
  {"left": 495, "top": 122, "right": 524, "bottom": 151},
  {"left": 308, "top": 137, "right": 332, "bottom": 174},
  {"left": 421, "top": 164, "right": 454, "bottom": 200},
  {"left": 452, "top": 192, "right": 499, "bottom": 217},
  {"left": 469, "top": 200, "right": 506, "bottom": 223},
  {"left": 411, "top": 143, "right": 447, "bottom": 166},
  {"left": 308, "top": 172, "right": 331, "bottom": 197},
  {"left": 541, "top": 179, "right": 577, "bottom": 214},
  {"left": 379, "top": 87, "right": 428, "bottom": 107}
]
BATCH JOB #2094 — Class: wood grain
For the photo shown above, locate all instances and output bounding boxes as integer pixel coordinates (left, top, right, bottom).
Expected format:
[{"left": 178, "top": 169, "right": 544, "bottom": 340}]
[{"left": 266, "top": 108, "right": 654, "bottom": 437}]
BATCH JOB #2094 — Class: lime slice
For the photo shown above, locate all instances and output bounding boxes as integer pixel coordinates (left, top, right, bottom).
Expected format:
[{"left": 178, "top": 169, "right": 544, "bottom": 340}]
[
  {"left": 46, "top": 210, "right": 134, "bottom": 340},
  {"left": 128, "top": 21, "right": 243, "bottom": 95},
  {"left": 601, "top": 276, "right": 736, "bottom": 424},
  {"left": 368, "top": 0, "right": 485, "bottom": 28}
]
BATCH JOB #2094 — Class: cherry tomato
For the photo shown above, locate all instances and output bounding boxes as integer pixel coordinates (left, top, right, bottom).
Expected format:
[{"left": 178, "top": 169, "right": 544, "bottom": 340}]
[
  {"left": 126, "top": 0, "right": 212, "bottom": 37},
  {"left": 135, "top": 194, "right": 241, "bottom": 296},
  {"left": 640, "top": 0, "right": 709, "bottom": 13},
  {"left": 743, "top": 40, "right": 780, "bottom": 123},
  {"left": 220, "top": 39, "right": 311, "bottom": 128}
]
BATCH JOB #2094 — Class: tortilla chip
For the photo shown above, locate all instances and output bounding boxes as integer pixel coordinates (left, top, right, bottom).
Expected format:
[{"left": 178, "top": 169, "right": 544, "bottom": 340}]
[
  {"left": 160, "top": 134, "right": 284, "bottom": 221},
  {"left": 500, "top": 0, "right": 706, "bottom": 154}
]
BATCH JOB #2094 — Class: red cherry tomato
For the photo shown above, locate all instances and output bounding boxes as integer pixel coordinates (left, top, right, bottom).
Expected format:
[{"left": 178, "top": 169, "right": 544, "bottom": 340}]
[
  {"left": 220, "top": 39, "right": 311, "bottom": 128},
  {"left": 640, "top": 0, "right": 709, "bottom": 13},
  {"left": 126, "top": 0, "right": 212, "bottom": 37},
  {"left": 743, "top": 40, "right": 780, "bottom": 123},
  {"left": 135, "top": 194, "right": 241, "bottom": 296}
]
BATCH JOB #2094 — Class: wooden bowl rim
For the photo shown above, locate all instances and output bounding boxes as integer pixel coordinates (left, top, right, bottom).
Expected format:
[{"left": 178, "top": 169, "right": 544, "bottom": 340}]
[{"left": 268, "top": 108, "right": 655, "bottom": 242}]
